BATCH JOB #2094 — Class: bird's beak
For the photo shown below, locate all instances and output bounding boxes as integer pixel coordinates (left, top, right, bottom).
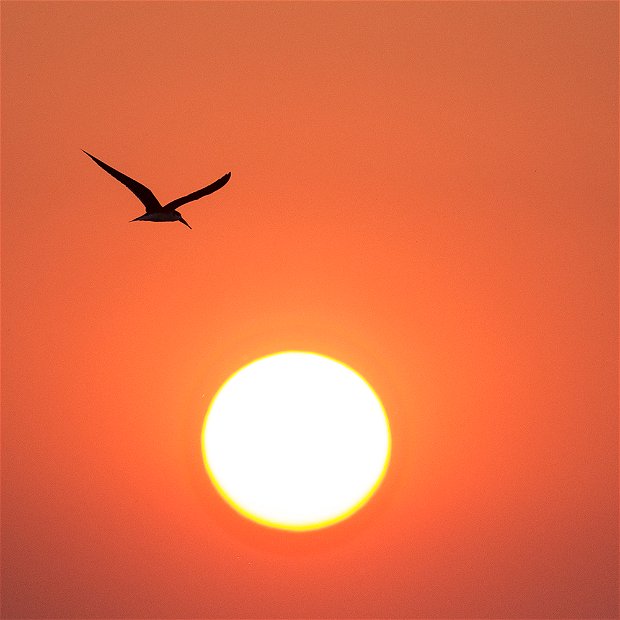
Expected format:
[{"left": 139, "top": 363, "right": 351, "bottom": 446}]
[
  {"left": 178, "top": 216, "right": 192, "bottom": 229},
  {"left": 129, "top": 216, "right": 142, "bottom": 222}
]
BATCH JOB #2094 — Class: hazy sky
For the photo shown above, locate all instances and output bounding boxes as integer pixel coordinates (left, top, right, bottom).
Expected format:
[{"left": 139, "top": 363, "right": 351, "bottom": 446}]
[{"left": 2, "top": 2, "right": 617, "bottom": 618}]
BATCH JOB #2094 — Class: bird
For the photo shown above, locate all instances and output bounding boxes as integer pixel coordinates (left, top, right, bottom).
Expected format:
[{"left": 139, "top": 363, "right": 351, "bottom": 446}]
[{"left": 83, "top": 150, "right": 231, "bottom": 229}]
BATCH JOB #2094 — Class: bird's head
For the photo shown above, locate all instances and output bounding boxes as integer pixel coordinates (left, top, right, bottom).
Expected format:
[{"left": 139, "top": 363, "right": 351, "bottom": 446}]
[{"left": 173, "top": 211, "right": 192, "bottom": 229}]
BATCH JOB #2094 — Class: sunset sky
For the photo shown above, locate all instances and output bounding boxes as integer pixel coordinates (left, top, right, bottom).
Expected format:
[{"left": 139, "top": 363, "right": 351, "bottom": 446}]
[{"left": 2, "top": 2, "right": 617, "bottom": 618}]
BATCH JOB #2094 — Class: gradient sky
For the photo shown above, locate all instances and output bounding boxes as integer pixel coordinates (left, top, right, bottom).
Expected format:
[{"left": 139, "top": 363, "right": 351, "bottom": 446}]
[{"left": 2, "top": 2, "right": 618, "bottom": 618}]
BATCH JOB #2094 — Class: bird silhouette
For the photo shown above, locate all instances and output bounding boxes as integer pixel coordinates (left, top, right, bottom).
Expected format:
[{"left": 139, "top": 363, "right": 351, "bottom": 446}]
[{"left": 83, "top": 150, "right": 231, "bottom": 229}]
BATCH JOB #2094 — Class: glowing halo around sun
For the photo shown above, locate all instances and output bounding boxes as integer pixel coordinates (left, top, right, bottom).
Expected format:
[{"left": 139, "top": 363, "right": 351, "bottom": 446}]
[{"left": 201, "top": 351, "right": 391, "bottom": 531}]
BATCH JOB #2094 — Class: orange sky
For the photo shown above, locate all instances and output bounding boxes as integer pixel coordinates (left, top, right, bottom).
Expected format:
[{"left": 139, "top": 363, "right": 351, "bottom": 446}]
[{"left": 2, "top": 2, "right": 617, "bottom": 618}]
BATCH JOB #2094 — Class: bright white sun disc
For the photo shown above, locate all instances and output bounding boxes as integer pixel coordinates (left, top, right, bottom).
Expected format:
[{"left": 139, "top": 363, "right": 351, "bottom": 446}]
[{"left": 202, "top": 352, "right": 391, "bottom": 530}]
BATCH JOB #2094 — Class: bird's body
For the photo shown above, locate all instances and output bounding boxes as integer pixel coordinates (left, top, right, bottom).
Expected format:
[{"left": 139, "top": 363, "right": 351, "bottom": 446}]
[
  {"left": 132, "top": 211, "right": 184, "bottom": 223},
  {"left": 83, "top": 150, "right": 231, "bottom": 229}
]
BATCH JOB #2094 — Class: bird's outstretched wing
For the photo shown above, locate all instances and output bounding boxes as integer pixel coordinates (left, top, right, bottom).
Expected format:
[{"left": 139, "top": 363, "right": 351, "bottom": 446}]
[
  {"left": 83, "top": 150, "right": 162, "bottom": 213},
  {"left": 163, "top": 172, "right": 231, "bottom": 211}
]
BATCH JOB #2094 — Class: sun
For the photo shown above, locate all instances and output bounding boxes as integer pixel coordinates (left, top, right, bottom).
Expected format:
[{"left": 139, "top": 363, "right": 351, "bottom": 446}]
[{"left": 201, "top": 351, "right": 391, "bottom": 531}]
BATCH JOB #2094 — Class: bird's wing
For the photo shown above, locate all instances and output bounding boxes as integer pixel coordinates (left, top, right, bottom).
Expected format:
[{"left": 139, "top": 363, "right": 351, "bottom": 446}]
[
  {"left": 83, "top": 150, "right": 162, "bottom": 213},
  {"left": 163, "top": 172, "right": 231, "bottom": 211}
]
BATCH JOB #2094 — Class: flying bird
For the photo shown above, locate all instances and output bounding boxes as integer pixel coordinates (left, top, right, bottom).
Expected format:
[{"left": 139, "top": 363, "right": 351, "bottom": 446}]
[{"left": 83, "top": 150, "right": 231, "bottom": 229}]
